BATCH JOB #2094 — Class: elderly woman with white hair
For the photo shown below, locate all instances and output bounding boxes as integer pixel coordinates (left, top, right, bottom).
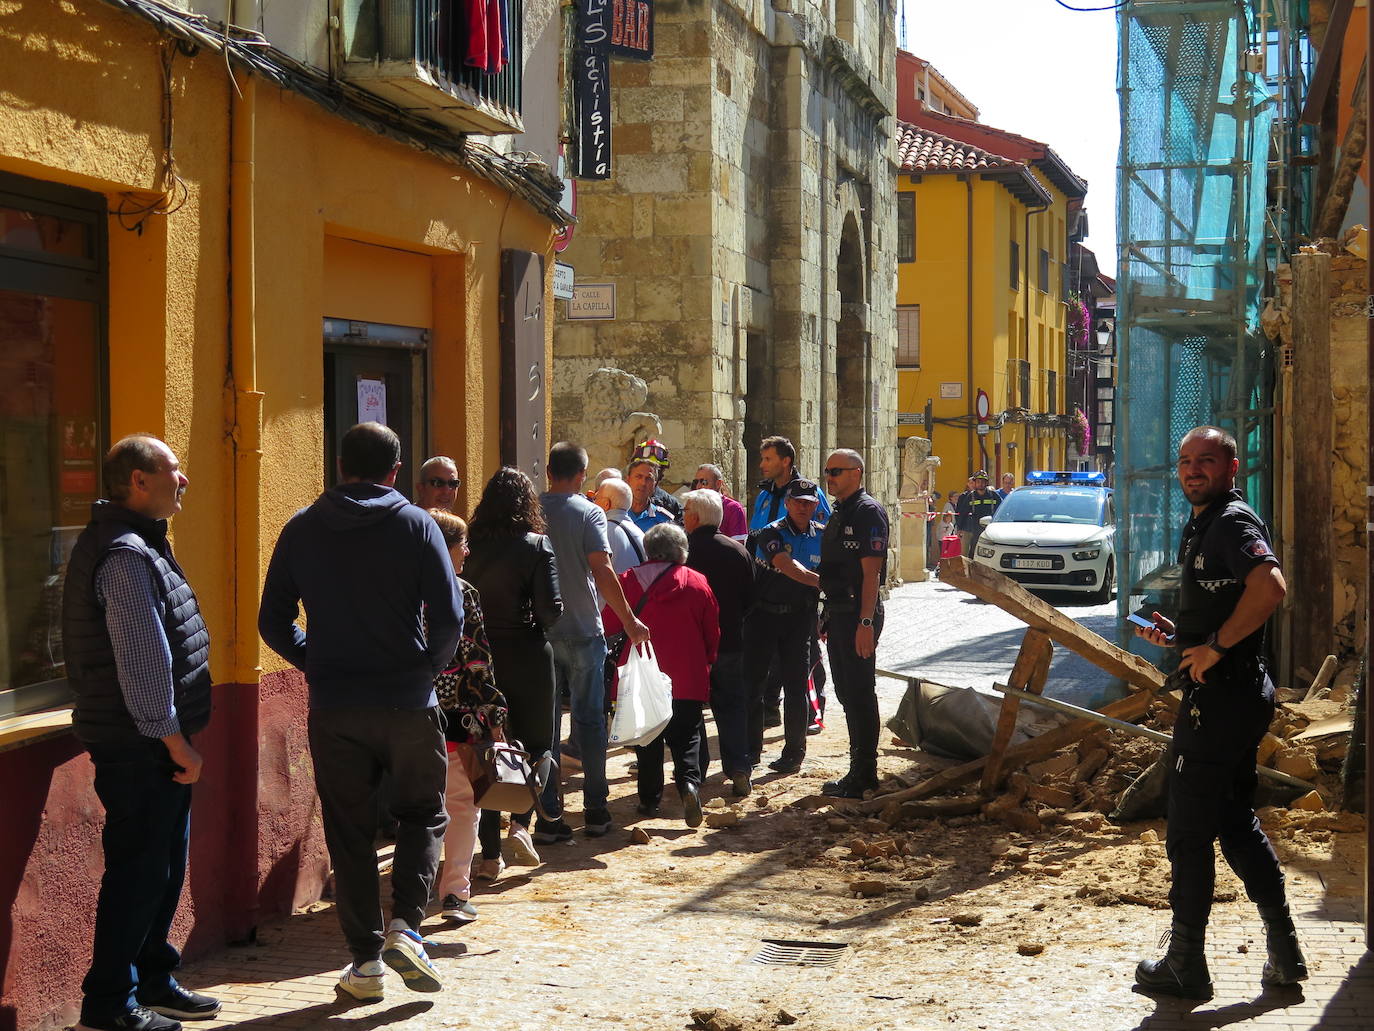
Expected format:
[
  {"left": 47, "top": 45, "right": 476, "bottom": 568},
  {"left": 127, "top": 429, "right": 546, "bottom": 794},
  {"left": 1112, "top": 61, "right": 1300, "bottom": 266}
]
[{"left": 602, "top": 522, "right": 720, "bottom": 826}]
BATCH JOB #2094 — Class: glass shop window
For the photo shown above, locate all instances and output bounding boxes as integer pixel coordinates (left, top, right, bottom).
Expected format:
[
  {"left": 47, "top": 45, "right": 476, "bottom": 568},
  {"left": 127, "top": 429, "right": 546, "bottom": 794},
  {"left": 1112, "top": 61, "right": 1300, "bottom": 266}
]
[{"left": 0, "top": 172, "right": 107, "bottom": 717}]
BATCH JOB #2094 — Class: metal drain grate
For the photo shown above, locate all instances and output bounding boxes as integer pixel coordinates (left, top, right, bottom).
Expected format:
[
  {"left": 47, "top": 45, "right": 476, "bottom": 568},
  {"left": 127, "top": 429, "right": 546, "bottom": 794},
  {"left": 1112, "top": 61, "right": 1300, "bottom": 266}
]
[{"left": 751, "top": 939, "right": 849, "bottom": 967}]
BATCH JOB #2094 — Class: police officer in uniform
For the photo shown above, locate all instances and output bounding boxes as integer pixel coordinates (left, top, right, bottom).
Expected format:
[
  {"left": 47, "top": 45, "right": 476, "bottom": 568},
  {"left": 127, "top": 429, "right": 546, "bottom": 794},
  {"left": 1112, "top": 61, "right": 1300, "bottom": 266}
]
[
  {"left": 817, "top": 449, "right": 889, "bottom": 799},
  {"left": 742, "top": 478, "right": 824, "bottom": 774},
  {"left": 1133, "top": 425, "right": 1306, "bottom": 999}
]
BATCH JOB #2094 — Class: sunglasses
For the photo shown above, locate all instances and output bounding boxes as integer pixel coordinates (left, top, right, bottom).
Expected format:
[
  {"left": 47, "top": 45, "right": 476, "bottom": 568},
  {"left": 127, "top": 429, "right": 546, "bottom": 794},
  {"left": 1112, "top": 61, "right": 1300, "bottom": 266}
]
[
  {"left": 823, "top": 466, "right": 859, "bottom": 477},
  {"left": 690, "top": 478, "right": 714, "bottom": 488},
  {"left": 425, "top": 477, "right": 461, "bottom": 489}
]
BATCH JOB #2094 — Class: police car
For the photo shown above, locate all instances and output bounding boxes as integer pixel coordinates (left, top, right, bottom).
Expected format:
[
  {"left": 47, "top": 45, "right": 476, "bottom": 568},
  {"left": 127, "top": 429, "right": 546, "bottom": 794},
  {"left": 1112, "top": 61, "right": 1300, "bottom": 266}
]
[{"left": 972, "top": 471, "right": 1115, "bottom": 602}]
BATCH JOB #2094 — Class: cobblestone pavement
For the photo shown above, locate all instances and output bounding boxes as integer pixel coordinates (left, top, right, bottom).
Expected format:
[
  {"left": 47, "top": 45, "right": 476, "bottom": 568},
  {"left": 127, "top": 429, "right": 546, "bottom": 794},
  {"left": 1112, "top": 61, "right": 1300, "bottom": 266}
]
[{"left": 149, "top": 579, "right": 1371, "bottom": 1031}]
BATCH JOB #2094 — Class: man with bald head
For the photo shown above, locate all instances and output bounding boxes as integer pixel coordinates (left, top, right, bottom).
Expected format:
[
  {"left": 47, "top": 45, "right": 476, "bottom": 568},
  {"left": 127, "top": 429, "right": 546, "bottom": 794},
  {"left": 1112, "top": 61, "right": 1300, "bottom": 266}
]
[{"left": 816, "top": 448, "right": 889, "bottom": 799}]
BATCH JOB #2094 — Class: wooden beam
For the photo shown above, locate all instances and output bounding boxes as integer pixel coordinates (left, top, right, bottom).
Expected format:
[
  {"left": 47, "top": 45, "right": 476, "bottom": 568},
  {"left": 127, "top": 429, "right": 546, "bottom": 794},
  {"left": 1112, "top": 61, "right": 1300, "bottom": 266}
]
[
  {"left": 1291, "top": 252, "right": 1335, "bottom": 675},
  {"left": 860, "top": 687, "right": 1157, "bottom": 812},
  {"left": 937, "top": 556, "right": 1167, "bottom": 694},
  {"left": 1315, "top": 58, "right": 1368, "bottom": 240},
  {"left": 981, "top": 629, "right": 1053, "bottom": 794},
  {"left": 1300, "top": 0, "right": 1356, "bottom": 126}
]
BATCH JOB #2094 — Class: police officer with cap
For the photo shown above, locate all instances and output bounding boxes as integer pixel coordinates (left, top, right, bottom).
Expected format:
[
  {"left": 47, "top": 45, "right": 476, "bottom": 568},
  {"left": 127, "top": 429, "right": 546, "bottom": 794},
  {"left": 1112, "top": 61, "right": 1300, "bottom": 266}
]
[
  {"left": 741, "top": 477, "right": 824, "bottom": 775},
  {"left": 1132, "top": 425, "right": 1306, "bottom": 999},
  {"left": 817, "top": 448, "right": 889, "bottom": 798}
]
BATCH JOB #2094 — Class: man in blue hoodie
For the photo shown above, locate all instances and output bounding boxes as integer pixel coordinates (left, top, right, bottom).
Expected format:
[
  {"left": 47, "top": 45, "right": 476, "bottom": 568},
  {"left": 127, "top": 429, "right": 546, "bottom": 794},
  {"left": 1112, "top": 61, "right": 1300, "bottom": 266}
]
[{"left": 259, "top": 422, "right": 462, "bottom": 1002}]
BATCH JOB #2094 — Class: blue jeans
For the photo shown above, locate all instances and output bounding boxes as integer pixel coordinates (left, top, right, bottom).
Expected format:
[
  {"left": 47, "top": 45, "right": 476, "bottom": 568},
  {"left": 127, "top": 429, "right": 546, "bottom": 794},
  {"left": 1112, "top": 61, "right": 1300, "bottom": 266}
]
[
  {"left": 81, "top": 737, "right": 193, "bottom": 1023},
  {"left": 551, "top": 634, "right": 610, "bottom": 813}
]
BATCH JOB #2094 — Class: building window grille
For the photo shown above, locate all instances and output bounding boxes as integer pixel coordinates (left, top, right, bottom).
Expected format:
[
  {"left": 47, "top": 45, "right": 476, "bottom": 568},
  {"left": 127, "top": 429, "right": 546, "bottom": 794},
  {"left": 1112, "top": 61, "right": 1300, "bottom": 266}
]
[{"left": 897, "top": 193, "right": 915, "bottom": 264}]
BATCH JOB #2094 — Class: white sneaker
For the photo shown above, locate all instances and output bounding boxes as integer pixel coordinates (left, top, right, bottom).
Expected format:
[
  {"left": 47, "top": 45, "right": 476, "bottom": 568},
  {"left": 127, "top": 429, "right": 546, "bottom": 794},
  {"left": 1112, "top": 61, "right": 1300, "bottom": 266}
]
[
  {"left": 382, "top": 928, "right": 443, "bottom": 993},
  {"left": 474, "top": 856, "right": 505, "bottom": 881},
  {"left": 337, "top": 961, "right": 385, "bottom": 1001},
  {"left": 506, "top": 825, "right": 541, "bottom": 866}
]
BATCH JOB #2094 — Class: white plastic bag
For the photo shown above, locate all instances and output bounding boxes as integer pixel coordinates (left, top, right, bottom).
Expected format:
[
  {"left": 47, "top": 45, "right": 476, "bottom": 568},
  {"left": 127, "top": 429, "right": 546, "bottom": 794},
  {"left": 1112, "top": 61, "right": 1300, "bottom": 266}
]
[{"left": 608, "top": 641, "right": 673, "bottom": 748}]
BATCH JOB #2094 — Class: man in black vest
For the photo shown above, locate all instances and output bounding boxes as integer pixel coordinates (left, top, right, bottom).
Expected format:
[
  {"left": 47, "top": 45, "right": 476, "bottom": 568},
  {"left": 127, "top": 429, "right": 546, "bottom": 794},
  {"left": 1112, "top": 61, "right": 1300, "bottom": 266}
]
[
  {"left": 63, "top": 436, "right": 219, "bottom": 1031},
  {"left": 259, "top": 422, "right": 463, "bottom": 1002}
]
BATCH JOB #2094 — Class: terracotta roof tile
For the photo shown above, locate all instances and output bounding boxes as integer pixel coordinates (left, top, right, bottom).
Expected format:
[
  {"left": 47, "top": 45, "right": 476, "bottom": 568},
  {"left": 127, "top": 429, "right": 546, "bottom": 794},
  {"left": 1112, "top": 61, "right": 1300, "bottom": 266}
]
[{"left": 896, "top": 122, "right": 1017, "bottom": 174}]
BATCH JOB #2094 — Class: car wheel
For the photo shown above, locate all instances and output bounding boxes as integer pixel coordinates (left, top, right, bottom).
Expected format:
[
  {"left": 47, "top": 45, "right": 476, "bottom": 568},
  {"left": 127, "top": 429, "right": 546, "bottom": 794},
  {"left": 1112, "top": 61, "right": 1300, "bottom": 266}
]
[{"left": 1091, "top": 557, "right": 1115, "bottom": 604}]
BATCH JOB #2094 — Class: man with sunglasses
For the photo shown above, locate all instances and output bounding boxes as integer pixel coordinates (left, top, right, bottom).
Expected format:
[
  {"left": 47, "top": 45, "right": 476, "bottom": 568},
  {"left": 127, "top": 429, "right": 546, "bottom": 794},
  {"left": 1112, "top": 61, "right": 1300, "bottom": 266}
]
[
  {"left": 817, "top": 449, "right": 888, "bottom": 799},
  {"left": 691, "top": 464, "right": 748, "bottom": 541},
  {"left": 416, "top": 457, "right": 462, "bottom": 512}
]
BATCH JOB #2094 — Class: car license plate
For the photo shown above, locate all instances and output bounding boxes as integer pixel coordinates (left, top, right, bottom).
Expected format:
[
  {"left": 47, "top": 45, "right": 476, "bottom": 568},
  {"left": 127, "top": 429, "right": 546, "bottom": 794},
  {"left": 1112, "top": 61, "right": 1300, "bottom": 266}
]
[{"left": 1012, "top": 558, "right": 1054, "bottom": 570}]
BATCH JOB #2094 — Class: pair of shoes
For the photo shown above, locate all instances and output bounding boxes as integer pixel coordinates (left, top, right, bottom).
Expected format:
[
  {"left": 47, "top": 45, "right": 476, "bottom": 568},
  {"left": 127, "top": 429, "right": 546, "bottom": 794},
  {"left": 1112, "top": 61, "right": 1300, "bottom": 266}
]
[
  {"left": 136, "top": 986, "right": 220, "bottom": 1021},
  {"left": 764, "top": 708, "right": 782, "bottom": 729},
  {"left": 474, "top": 856, "right": 505, "bottom": 882},
  {"left": 440, "top": 894, "right": 477, "bottom": 924},
  {"left": 77, "top": 1008, "right": 183, "bottom": 1031},
  {"left": 382, "top": 927, "right": 443, "bottom": 992},
  {"left": 680, "top": 784, "right": 703, "bottom": 828},
  {"left": 768, "top": 757, "right": 802, "bottom": 775},
  {"left": 506, "top": 824, "right": 541, "bottom": 866},
  {"left": 584, "top": 807, "right": 613, "bottom": 836},
  {"left": 636, "top": 799, "right": 660, "bottom": 816},
  {"left": 730, "top": 771, "right": 752, "bottom": 797},
  {"left": 807, "top": 719, "right": 824, "bottom": 736},
  {"left": 821, "top": 773, "right": 878, "bottom": 799},
  {"left": 532, "top": 817, "right": 574, "bottom": 844},
  {"left": 336, "top": 961, "right": 385, "bottom": 1002}
]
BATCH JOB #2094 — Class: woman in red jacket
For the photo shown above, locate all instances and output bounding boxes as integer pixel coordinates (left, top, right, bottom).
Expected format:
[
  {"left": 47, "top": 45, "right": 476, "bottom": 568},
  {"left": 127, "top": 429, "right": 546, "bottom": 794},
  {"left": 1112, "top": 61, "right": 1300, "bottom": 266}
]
[{"left": 603, "top": 523, "right": 720, "bottom": 827}]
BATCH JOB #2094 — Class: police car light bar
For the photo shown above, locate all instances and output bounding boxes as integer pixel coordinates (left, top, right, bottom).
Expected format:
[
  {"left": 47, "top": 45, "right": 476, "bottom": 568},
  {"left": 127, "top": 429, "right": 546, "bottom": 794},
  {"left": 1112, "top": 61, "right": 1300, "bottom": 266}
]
[{"left": 1024, "top": 470, "right": 1107, "bottom": 486}]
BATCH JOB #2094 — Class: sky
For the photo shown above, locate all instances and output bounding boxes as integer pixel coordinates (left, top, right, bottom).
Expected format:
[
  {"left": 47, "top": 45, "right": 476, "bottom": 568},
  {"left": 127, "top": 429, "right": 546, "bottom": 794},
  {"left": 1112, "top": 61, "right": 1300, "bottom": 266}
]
[{"left": 901, "top": 0, "right": 1121, "bottom": 267}]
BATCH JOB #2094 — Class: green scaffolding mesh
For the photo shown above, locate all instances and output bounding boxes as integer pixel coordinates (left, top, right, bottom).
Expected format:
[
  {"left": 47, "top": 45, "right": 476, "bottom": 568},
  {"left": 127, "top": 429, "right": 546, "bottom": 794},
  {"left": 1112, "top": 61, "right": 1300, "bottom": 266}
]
[{"left": 1116, "top": 0, "right": 1279, "bottom": 636}]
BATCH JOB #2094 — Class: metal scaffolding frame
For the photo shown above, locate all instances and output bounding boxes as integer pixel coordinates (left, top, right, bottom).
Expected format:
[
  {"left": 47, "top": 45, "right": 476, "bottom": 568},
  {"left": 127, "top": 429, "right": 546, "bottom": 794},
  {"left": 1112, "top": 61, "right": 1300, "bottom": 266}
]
[{"left": 1115, "top": 0, "right": 1297, "bottom": 630}]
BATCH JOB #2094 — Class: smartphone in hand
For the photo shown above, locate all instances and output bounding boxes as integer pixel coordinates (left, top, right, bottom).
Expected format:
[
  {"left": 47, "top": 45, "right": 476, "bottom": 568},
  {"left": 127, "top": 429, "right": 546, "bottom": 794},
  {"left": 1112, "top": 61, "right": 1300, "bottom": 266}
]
[{"left": 1126, "top": 612, "right": 1156, "bottom": 630}]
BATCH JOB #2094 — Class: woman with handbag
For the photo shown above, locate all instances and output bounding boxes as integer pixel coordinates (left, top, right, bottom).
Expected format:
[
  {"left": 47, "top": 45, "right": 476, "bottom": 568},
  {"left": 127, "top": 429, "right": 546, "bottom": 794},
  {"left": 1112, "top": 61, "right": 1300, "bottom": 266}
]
[
  {"left": 603, "top": 523, "right": 720, "bottom": 827},
  {"left": 427, "top": 510, "right": 507, "bottom": 923},
  {"left": 462, "top": 467, "right": 564, "bottom": 878}
]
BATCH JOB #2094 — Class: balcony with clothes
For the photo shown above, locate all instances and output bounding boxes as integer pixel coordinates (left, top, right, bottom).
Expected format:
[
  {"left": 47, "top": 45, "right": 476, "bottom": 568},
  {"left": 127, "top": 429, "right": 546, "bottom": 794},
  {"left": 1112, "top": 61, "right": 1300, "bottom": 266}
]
[{"left": 338, "top": 0, "right": 524, "bottom": 135}]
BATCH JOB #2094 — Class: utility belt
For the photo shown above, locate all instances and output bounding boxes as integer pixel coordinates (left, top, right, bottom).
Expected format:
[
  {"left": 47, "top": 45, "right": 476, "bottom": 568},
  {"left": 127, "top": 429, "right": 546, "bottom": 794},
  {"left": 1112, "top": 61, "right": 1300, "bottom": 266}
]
[{"left": 753, "top": 599, "right": 814, "bottom": 617}]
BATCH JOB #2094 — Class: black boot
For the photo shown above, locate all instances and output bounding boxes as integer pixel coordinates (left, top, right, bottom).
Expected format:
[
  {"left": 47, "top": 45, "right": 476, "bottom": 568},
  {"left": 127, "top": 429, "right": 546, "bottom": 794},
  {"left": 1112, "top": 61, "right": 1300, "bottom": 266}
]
[
  {"left": 1135, "top": 919, "right": 1213, "bottom": 999},
  {"left": 1258, "top": 904, "right": 1309, "bottom": 986}
]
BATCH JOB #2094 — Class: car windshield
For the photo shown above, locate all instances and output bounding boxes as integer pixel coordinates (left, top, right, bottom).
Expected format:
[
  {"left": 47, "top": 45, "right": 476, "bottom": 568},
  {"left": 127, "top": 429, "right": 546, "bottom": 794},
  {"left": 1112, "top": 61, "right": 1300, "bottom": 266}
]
[{"left": 993, "top": 488, "right": 1106, "bottom": 526}]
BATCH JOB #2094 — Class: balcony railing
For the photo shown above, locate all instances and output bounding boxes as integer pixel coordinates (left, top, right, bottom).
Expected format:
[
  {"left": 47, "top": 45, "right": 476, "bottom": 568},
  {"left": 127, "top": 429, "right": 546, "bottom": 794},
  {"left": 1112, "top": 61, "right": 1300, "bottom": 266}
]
[{"left": 339, "top": 0, "right": 524, "bottom": 135}]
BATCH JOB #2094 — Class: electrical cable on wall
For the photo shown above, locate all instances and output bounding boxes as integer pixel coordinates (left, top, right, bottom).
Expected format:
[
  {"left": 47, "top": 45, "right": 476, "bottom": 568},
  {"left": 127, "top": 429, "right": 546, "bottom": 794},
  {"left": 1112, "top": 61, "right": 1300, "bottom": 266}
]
[
  {"left": 1051, "top": 0, "right": 1128, "bottom": 11},
  {"left": 115, "top": 40, "right": 191, "bottom": 233}
]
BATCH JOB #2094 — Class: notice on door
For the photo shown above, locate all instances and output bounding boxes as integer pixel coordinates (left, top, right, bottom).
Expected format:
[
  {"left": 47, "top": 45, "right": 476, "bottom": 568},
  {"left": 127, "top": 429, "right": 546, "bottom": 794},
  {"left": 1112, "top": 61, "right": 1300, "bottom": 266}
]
[{"left": 357, "top": 377, "right": 387, "bottom": 425}]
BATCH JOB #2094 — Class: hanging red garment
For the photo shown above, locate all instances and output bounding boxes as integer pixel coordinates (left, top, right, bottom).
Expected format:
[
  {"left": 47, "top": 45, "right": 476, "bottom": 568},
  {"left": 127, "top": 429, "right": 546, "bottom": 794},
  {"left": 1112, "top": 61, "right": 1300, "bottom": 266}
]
[{"left": 464, "top": 0, "right": 507, "bottom": 74}]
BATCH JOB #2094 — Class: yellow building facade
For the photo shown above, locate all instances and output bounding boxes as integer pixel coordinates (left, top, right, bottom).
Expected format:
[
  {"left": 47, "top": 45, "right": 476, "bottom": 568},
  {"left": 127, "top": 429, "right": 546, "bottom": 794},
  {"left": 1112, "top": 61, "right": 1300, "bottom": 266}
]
[
  {"left": 0, "top": 2, "right": 564, "bottom": 1026},
  {"left": 894, "top": 119, "right": 1087, "bottom": 502}
]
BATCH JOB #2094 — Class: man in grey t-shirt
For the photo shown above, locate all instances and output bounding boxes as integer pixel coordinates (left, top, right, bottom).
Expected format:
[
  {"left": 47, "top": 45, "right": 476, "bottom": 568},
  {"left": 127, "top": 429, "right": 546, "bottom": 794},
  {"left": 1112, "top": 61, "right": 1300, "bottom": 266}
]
[{"left": 539, "top": 442, "right": 648, "bottom": 841}]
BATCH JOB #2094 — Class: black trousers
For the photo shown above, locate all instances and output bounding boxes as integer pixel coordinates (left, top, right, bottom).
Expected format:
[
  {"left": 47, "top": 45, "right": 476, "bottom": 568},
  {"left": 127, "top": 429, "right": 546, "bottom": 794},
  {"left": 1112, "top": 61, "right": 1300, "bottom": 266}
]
[
  {"left": 81, "top": 737, "right": 192, "bottom": 1023},
  {"left": 743, "top": 607, "right": 813, "bottom": 765},
  {"left": 479, "top": 634, "right": 557, "bottom": 858},
  {"left": 635, "top": 699, "right": 705, "bottom": 806},
  {"left": 825, "top": 605, "right": 884, "bottom": 780},
  {"left": 308, "top": 706, "right": 448, "bottom": 963},
  {"left": 1166, "top": 661, "right": 1287, "bottom": 928}
]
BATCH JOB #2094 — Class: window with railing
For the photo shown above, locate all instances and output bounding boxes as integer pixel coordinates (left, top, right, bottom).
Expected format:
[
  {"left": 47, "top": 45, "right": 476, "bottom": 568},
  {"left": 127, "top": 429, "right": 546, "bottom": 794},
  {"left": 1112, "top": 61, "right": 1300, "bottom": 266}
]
[
  {"left": 1018, "top": 359, "right": 1030, "bottom": 409},
  {"left": 1046, "top": 369, "right": 1057, "bottom": 414},
  {"left": 1038, "top": 248, "right": 1049, "bottom": 293},
  {"left": 897, "top": 193, "right": 915, "bottom": 263},
  {"left": 339, "top": 0, "right": 524, "bottom": 135}
]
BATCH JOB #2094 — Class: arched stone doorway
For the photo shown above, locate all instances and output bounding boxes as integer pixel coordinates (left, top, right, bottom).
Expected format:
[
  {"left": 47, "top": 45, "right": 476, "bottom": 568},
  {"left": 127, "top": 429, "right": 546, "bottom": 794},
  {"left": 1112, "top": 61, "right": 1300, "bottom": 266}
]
[{"left": 835, "top": 210, "right": 869, "bottom": 464}]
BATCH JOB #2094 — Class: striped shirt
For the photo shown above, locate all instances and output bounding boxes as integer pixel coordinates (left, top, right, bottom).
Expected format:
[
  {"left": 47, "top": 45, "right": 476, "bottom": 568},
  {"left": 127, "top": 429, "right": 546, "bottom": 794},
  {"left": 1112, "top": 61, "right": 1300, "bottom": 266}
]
[{"left": 94, "top": 549, "right": 180, "bottom": 739}]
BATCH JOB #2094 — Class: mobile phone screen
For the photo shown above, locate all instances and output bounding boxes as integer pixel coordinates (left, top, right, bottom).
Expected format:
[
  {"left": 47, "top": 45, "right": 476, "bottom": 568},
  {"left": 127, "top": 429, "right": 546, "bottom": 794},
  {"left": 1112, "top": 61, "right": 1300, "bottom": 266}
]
[{"left": 1126, "top": 612, "right": 1155, "bottom": 630}]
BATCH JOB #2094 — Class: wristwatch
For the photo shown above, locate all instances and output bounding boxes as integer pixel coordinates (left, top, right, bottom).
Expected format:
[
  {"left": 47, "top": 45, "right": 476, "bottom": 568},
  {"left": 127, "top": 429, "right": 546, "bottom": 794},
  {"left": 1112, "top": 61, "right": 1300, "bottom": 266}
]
[
  {"left": 859, "top": 616, "right": 874, "bottom": 628},
  {"left": 1205, "top": 631, "right": 1230, "bottom": 656}
]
